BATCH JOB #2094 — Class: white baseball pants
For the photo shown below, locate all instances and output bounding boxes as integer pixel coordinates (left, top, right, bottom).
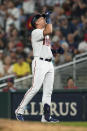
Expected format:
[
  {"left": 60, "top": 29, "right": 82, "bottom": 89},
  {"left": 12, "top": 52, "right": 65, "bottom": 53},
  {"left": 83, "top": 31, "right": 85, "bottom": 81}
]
[{"left": 16, "top": 57, "right": 54, "bottom": 114}]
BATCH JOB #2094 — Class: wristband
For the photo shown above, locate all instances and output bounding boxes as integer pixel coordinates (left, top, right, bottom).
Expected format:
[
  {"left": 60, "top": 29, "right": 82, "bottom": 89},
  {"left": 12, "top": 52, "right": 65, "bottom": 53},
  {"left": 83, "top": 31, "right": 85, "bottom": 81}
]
[{"left": 46, "top": 17, "right": 51, "bottom": 24}]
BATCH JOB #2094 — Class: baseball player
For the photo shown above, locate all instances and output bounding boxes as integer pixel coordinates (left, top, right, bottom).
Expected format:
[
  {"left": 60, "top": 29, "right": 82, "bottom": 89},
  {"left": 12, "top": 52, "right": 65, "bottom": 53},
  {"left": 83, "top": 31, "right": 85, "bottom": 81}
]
[{"left": 15, "top": 12, "right": 59, "bottom": 122}]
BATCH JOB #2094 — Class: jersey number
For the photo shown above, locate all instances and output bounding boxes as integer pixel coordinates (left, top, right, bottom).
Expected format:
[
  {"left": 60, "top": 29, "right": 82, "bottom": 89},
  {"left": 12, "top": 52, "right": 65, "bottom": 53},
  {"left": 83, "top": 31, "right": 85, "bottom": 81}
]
[{"left": 43, "top": 37, "right": 51, "bottom": 46}]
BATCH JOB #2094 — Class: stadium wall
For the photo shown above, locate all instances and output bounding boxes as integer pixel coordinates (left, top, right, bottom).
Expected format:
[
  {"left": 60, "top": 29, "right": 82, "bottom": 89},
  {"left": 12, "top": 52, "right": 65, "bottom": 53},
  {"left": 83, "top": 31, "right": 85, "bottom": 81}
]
[{"left": 0, "top": 89, "right": 87, "bottom": 121}]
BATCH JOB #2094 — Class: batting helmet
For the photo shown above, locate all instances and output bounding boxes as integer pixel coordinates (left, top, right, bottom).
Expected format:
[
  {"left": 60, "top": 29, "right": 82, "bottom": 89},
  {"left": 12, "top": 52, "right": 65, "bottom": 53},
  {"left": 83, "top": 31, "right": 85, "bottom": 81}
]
[{"left": 31, "top": 14, "right": 46, "bottom": 28}]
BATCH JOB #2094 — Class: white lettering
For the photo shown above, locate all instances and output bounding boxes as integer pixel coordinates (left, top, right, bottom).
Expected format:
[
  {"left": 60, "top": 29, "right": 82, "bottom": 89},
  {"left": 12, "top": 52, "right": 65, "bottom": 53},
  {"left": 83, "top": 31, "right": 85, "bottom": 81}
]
[
  {"left": 51, "top": 102, "right": 60, "bottom": 116},
  {"left": 39, "top": 102, "right": 43, "bottom": 115},
  {"left": 59, "top": 102, "right": 69, "bottom": 116},
  {"left": 30, "top": 102, "right": 38, "bottom": 115},
  {"left": 24, "top": 109, "right": 29, "bottom": 115},
  {"left": 70, "top": 103, "right": 77, "bottom": 116}
]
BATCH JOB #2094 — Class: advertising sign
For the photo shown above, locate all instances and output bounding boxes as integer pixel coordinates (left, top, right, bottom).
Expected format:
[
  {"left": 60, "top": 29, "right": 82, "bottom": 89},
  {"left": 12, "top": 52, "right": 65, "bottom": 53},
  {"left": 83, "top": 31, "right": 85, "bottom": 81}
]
[{"left": 11, "top": 91, "right": 85, "bottom": 121}]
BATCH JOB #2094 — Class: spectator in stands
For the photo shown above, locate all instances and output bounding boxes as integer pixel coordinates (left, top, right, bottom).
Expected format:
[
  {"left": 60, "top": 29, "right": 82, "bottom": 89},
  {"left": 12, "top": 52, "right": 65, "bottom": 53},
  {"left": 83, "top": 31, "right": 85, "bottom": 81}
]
[
  {"left": 71, "top": 16, "right": 80, "bottom": 29},
  {"left": 51, "top": 5, "right": 64, "bottom": 30},
  {"left": 79, "top": 17, "right": 87, "bottom": 40},
  {"left": 7, "top": 1, "right": 20, "bottom": 30},
  {"left": 52, "top": 36, "right": 72, "bottom": 65},
  {"left": 64, "top": 76, "right": 78, "bottom": 89},
  {"left": 3, "top": 77, "right": 16, "bottom": 92},
  {"left": 78, "top": 33, "right": 87, "bottom": 53},
  {"left": 0, "top": 32, "right": 5, "bottom": 50},
  {"left": 5, "top": 41, "right": 15, "bottom": 56},
  {"left": 3, "top": 56, "right": 13, "bottom": 75},
  {"left": 62, "top": 0, "right": 72, "bottom": 17},
  {"left": 16, "top": 42, "right": 27, "bottom": 59},
  {"left": 10, "top": 28, "right": 20, "bottom": 43},
  {"left": 0, "top": 49, "right": 4, "bottom": 64},
  {"left": 41, "top": 5, "right": 48, "bottom": 14},
  {"left": 59, "top": 15, "right": 78, "bottom": 39},
  {"left": 0, "top": 5, "right": 6, "bottom": 28},
  {"left": 13, "top": 55, "right": 31, "bottom": 78},
  {"left": 10, "top": 48, "right": 17, "bottom": 64},
  {"left": 71, "top": 0, "right": 87, "bottom": 18},
  {"left": 27, "top": 50, "right": 33, "bottom": 67},
  {"left": 6, "top": 24, "right": 15, "bottom": 40},
  {"left": 81, "top": 10, "right": 87, "bottom": 25},
  {"left": 67, "top": 33, "right": 78, "bottom": 56},
  {"left": 0, "top": 50, "right": 4, "bottom": 77},
  {"left": 54, "top": 30, "right": 64, "bottom": 43},
  {"left": 19, "top": 8, "right": 26, "bottom": 24},
  {"left": 19, "top": 8, "right": 26, "bottom": 33},
  {"left": 6, "top": 27, "right": 20, "bottom": 43},
  {"left": 0, "top": 62, "right": 4, "bottom": 77},
  {"left": 6, "top": 14, "right": 14, "bottom": 33},
  {"left": 39, "top": 0, "right": 65, "bottom": 6},
  {"left": 58, "top": 43, "right": 72, "bottom": 65},
  {"left": 53, "top": 29, "right": 69, "bottom": 47},
  {"left": 23, "top": 0, "right": 35, "bottom": 14}
]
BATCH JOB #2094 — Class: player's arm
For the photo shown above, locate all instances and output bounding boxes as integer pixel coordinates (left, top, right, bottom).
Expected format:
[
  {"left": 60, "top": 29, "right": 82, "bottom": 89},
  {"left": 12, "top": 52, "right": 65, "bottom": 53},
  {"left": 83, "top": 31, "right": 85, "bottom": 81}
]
[
  {"left": 43, "top": 24, "right": 52, "bottom": 36},
  {"left": 43, "top": 12, "right": 52, "bottom": 36}
]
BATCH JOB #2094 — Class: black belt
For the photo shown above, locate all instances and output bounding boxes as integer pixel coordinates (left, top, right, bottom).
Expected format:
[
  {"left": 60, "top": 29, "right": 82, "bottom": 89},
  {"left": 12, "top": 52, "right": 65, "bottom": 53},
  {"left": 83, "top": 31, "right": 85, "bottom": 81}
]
[{"left": 40, "top": 57, "right": 52, "bottom": 62}]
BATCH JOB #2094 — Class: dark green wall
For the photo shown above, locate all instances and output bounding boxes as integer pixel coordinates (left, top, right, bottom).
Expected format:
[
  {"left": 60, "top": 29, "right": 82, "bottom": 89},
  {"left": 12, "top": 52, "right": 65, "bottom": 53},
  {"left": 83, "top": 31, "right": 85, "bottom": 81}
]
[{"left": 0, "top": 92, "right": 10, "bottom": 118}]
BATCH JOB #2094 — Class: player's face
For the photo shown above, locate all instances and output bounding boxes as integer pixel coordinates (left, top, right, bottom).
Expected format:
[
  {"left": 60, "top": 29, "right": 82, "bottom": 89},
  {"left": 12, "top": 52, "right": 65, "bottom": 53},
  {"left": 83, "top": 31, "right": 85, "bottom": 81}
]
[{"left": 36, "top": 17, "right": 46, "bottom": 28}]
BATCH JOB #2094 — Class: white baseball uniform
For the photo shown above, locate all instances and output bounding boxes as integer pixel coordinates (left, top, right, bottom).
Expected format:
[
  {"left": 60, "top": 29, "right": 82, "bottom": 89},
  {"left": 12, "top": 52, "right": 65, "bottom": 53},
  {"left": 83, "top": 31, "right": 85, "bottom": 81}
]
[{"left": 15, "top": 28, "right": 54, "bottom": 115}]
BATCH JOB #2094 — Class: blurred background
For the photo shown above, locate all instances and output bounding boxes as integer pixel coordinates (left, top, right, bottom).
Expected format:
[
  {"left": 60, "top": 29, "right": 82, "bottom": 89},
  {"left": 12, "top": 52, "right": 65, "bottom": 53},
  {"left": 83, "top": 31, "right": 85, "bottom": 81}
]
[
  {"left": 0, "top": 0, "right": 87, "bottom": 121},
  {"left": 0, "top": 0, "right": 87, "bottom": 90}
]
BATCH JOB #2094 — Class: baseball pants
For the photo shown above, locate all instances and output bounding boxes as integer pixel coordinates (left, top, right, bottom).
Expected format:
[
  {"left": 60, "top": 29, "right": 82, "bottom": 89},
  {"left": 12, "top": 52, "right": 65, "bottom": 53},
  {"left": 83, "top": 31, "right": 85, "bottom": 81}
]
[{"left": 16, "top": 57, "right": 54, "bottom": 114}]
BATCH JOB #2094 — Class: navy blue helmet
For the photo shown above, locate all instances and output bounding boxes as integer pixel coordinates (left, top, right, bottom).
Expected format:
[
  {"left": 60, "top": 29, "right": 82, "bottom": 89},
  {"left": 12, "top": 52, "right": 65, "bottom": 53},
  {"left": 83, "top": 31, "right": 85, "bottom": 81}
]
[{"left": 31, "top": 14, "right": 45, "bottom": 28}]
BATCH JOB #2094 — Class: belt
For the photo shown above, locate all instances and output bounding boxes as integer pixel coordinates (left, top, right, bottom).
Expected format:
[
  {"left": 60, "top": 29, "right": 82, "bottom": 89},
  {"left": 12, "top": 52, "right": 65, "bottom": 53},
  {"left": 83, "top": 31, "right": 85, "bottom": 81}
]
[{"left": 40, "top": 57, "right": 52, "bottom": 62}]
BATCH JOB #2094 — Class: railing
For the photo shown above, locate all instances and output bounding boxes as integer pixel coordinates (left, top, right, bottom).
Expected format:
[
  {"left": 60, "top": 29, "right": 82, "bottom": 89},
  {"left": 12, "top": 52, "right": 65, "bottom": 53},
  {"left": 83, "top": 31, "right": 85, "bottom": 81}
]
[
  {"left": 0, "top": 52, "right": 87, "bottom": 89},
  {"left": 0, "top": 75, "right": 32, "bottom": 89},
  {"left": 73, "top": 52, "right": 87, "bottom": 86},
  {"left": 54, "top": 52, "right": 87, "bottom": 89},
  {"left": 55, "top": 52, "right": 87, "bottom": 70}
]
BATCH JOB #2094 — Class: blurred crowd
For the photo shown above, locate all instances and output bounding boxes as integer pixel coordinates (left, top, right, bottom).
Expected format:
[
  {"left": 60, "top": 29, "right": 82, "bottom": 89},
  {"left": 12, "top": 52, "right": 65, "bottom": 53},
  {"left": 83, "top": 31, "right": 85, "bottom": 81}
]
[{"left": 0, "top": 0, "right": 87, "bottom": 80}]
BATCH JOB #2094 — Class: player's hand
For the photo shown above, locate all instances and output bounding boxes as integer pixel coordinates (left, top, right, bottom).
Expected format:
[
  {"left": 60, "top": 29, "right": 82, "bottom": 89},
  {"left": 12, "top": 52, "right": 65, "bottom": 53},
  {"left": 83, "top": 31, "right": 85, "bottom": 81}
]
[
  {"left": 45, "top": 11, "right": 52, "bottom": 24},
  {"left": 45, "top": 11, "right": 51, "bottom": 18}
]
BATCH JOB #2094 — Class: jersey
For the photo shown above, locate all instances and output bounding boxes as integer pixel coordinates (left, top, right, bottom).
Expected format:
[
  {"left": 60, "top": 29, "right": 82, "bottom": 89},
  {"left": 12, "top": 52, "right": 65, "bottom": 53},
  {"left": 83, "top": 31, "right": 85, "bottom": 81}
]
[{"left": 31, "top": 29, "right": 53, "bottom": 59}]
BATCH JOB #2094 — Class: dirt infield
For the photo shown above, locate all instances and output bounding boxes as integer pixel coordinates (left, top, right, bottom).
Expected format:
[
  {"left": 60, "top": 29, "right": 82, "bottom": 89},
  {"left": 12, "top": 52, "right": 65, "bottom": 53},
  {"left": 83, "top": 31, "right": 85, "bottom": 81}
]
[{"left": 0, "top": 119, "right": 87, "bottom": 131}]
